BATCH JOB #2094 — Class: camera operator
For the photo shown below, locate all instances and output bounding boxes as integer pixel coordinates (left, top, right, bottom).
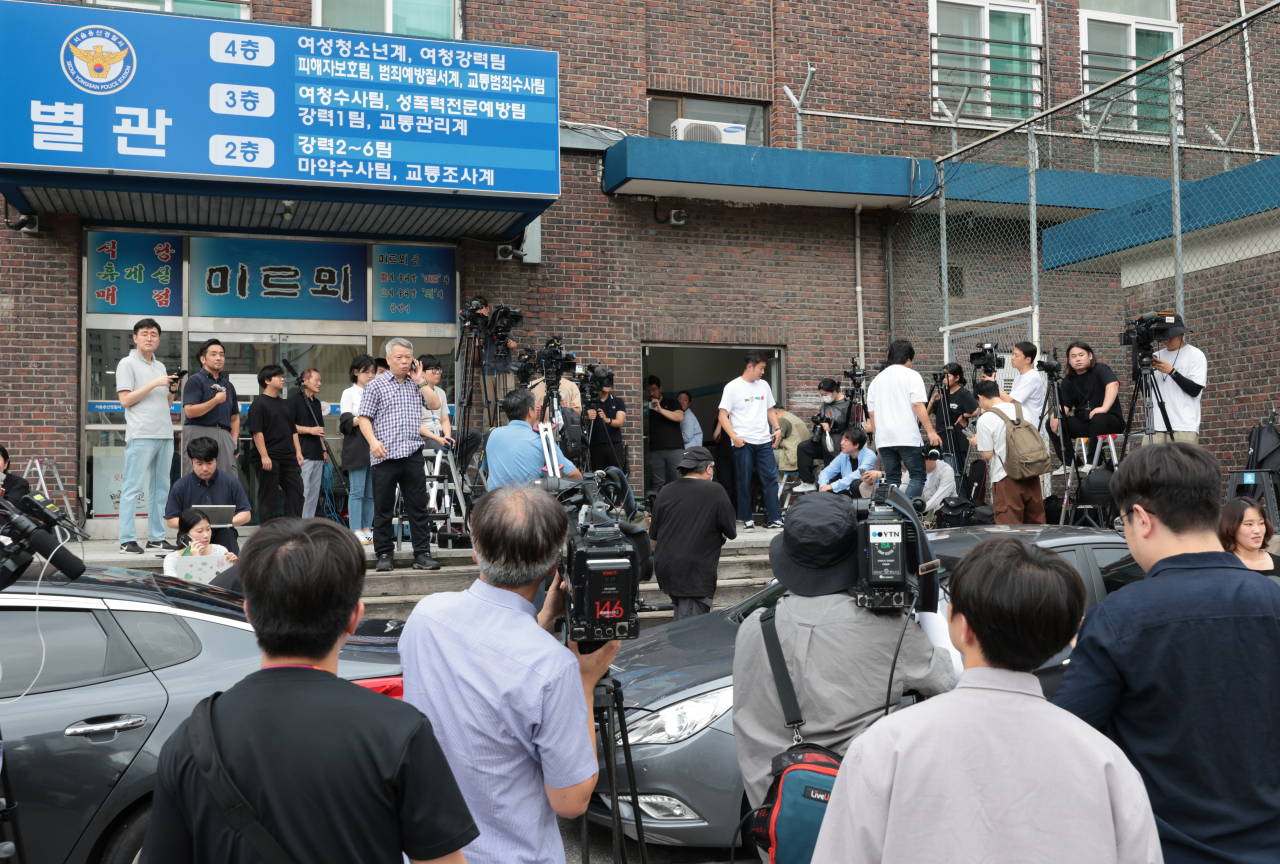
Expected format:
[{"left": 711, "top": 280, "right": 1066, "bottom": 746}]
[
  {"left": 645, "top": 375, "right": 684, "bottom": 494},
  {"left": 866, "top": 340, "right": 942, "bottom": 499},
  {"left": 473, "top": 295, "right": 520, "bottom": 425},
  {"left": 733, "top": 493, "right": 956, "bottom": 812},
  {"left": 793, "top": 378, "right": 853, "bottom": 494},
  {"left": 1145, "top": 314, "right": 1207, "bottom": 445},
  {"left": 920, "top": 445, "right": 957, "bottom": 517},
  {"left": 181, "top": 338, "right": 240, "bottom": 477},
  {"left": 587, "top": 379, "right": 627, "bottom": 472},
  {"left": 418, "top": 354, "right": 482, "bottom": 473},
  {"left": 1055, "top": 443, "right": 1280, "bottom": 863},
  {"left": 927, "top": 363, "right": 978, "bottom": 468},
  {"left": 813, "top": 537, "right": 1160, "bottom": 864},
  {"left": 1049, "top": 341, "right": 1125, "bottom": 469},
  {"left": 400, "top": 484, "right": 619, "bottom": 864},
  {"left": 984, "top": 341, "right": 1045, "bottom": 424},
  {"left": 485, "top": 389, "right": 582, "bottom": 489}
]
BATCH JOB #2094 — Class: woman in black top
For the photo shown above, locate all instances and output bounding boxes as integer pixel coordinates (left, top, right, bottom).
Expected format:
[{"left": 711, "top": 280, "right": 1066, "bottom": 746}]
[
  {"left": 1050, "top": 341, "right": 1126, "bottom": 467},
  {"left": 1220, "top": 496, "right": 1280, "bottom": 576},
  {"left": 926, "top": 363, "right": 979, "bottom": 469}
]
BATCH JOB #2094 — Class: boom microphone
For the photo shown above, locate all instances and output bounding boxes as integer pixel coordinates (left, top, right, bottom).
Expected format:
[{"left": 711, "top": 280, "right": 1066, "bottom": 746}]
[{"left": 24, "top": 526, "right": 86, "bottom": 579}]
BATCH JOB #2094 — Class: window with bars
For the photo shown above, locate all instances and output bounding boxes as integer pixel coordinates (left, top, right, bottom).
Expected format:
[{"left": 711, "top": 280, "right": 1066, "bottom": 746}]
[
  {"left": 1080, "top": 1, "right": 1181, "bottom": 136},
  {"left": 931, "top": 0, "right": 1043, "bottom": 122}
]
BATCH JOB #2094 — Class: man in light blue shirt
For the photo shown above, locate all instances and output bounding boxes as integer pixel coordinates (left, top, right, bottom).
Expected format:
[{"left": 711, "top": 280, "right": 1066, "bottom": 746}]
[
  {"left": 678, "top": 390, "right": 703, "bottom": 448},
  {"left": 819, "top": 428, "right": 878, "bottom": 495},
  {"left": 400, "top": 485, "right": 619, "bottom": 864},
  {"left": 484, "top": 388, "right": 582, "bottom": 489}
]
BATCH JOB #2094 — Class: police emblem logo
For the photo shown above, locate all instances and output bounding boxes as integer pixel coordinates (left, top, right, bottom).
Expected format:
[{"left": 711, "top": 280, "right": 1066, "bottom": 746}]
[{"left": 62, "top": 27, "right": 136, "bottom": 94}]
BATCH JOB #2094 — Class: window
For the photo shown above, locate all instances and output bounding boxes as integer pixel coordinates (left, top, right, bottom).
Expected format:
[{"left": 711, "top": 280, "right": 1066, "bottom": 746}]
[
  {"left": 646, "top": 95, "right": 768, "bottom": 147},
  {"left": 939, "top": 264, "right": 965, "bottom": 297},
  {"left": 1093, "top": 545, "right": 1146, "bottom": 594},
  {"left": 86, "top": 0, "right": 248, "bottom": 20},
  {"left": 113, "top": 611, "right": 202, "bottom": 670},
  {"left": 1080, "top": 1, "right": 1180, "bottom": 135},
  {"left": 313, "top": 0, "right": 456, "bottom": 39},
  {"left": 0, "top": 611, "right": 111, "bottom": 697},
  {"left": 931, "top": 0, "right": 1043, "bottom": 121}
]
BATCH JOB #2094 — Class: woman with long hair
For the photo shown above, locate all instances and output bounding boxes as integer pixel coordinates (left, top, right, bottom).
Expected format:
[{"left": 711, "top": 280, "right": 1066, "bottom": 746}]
[{"left": 340, "top": 353, "right": 376, "bottom": 544}]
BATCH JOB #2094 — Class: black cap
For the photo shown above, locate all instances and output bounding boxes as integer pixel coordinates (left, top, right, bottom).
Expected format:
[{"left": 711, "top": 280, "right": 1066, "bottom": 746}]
[
  {"left": 768, "top": 493, "right": 859, "bottom": 597},
  {"left": 1157, "top": 313, "right": 1188, "bottom": 338},
  {"left": 677, "top": 446, "right": 714, "bottom": 470}
]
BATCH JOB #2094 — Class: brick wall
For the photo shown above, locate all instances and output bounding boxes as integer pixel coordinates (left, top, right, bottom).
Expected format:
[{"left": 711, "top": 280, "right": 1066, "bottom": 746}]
[{"left": 0, "top": 200, "right": 82, "bottom": 508}]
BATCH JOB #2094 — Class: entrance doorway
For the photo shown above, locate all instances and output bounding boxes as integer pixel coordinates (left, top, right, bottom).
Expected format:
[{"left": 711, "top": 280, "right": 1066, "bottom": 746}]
[{"left": 640, "top": 344, "right": 784, "bottom": 496}]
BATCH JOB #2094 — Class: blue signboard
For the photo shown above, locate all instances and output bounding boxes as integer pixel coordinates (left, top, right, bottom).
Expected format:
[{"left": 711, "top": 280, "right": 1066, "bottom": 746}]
[
  {"left": 86, "top": 230, "right": 183, "bottom": 315},
  {"left": 0, "top": 0, "right": 559, "bottom": 198},
  {"left": 189, "top": 235, "right": 366, "bottom": 320},
  {"left": 372, "top": 244, "right": 454, "bottom": 323}
]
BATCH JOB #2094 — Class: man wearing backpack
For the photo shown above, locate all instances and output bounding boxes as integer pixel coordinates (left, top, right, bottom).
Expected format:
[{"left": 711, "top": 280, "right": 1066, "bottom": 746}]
[{"left": 974, "top": 379, "right": 1048, "bottom": 525}]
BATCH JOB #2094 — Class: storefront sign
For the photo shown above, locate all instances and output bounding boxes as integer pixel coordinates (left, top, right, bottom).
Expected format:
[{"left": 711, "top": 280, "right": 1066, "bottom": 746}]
[
  {"left": 372, "top": 245, "right": 455, "bottom": 323},
  {"left": 0, "top": 0, "right": 560, "bottom": 197},
  {"left": 189, "top": 235, "right": 367, "bottom": 320},
  {"left": 86, "top": 230, "right": 183, "bottom": 315}
]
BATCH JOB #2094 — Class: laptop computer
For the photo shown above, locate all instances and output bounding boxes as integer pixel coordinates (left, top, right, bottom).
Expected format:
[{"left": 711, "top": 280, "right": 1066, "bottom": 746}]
[{"left": 197, "top": 504, "right": 238, "bottom": 529}]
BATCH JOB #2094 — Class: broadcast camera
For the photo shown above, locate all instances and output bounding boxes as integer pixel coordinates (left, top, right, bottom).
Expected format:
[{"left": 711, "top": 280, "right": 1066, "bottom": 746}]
[
  {"left": 457, "top": 296, "right": 487, "bottom": 330},
  {"left": 0, "top": 492, "right": 87, "bottom": 590},
  {"left": 969, "top": 342, "right": 1005, "bottom": 378},
  {"left": 489, "top": 304, "right": 525, "bottom": 357},
  {"left": 536, "top": 336, "right": 578, "bottom": 388},
  {"left": 1120, "top": 311, "right": 1176, "bottom": 375},
  {"left": 849, "top": 485, "right": 939, "bottom": 614},
  {"left": 843, "top": 358, "right": 867, "bottom": 387},
  {"left": 1036, "top": 348, "right": 1063, "bottom": 379},
  {"left": 533, "top": 473, "right": 652, "bottom": 654},
  {"left": 579, "top": 363, "right": 614, "bottom": 405}
]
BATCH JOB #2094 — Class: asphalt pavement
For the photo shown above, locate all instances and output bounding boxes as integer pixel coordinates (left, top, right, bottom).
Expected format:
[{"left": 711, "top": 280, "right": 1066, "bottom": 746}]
[{"left": 558, "top": 818, "right": 734, "bottom": 864}]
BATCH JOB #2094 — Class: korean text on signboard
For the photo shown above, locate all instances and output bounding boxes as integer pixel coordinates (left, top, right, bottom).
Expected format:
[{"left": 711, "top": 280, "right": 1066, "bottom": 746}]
[
  {"left": 0, "top": 0, "right": 559, "bottom": 198},
  {"left": 372, "top": 245, "right": 455, "bottom": 323},
  {"left": 190, "top": 236, "right": 366, "bottom": 321},
  {"left": 86, "top": 230, "right": 182, "bottom": 314}
]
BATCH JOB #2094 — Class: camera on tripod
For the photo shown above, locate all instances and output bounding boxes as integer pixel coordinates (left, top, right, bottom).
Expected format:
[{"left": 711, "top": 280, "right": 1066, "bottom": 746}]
[
  {"left": 489, "top": 304, "right": 525, "bottom": 355},
  {"left": 843, "top": 358, "right": 866, "bottom": 386},
  {"left": 1120, "top": 311, "right": 1176, "bottom": 372},
  {"left": 457, "top": 296, "right": 487, "bottom": 329},
  {"left": 969, "top": 342, "right": 1005, "bottom": 378},
  {"left": 536, "top": 336, "right": 578, "bottom": 387},
  {"left": 1036, "top": 348, "right": 1063, "bottom": 379},
  {"left": 849, "top": 485, "right": 938, "bottom": 614},
  {"left": 579, "top": 363, "right": 614, "bottom": 405}
]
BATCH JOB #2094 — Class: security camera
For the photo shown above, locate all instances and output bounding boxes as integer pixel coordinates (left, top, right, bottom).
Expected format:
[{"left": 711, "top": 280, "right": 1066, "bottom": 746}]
[
  {"left": 497, "top": 245, "right": 527, "bottom": 261},
  {"left": 669, "top": 210, "right": 688, "bottom": 226},
  {"left": 5, "top": 214, "right": 38, "bottom": 233}
]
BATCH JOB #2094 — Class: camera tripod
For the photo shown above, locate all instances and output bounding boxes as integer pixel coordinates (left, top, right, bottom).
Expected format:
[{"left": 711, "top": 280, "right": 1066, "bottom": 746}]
[
  {"left": 1119, "top": 355, "right": 1175, "bottom": 461},
  {"left": 842, "top": 359, "right": 868, "bottom": 433},
  {"left": 579, "top": 677, "right": 650, "bottom": 864},
  {"left": 926, "top": 375, "right": 966, "bottom": 477},
  {"left": 1041, "top": 372, "right": 1088, "bottom": 526}
]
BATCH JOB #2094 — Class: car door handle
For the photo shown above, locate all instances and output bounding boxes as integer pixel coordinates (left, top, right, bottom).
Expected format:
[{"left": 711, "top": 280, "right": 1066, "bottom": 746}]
[{"left": 64, "top": 715, "right": 148, "bottom": 737}]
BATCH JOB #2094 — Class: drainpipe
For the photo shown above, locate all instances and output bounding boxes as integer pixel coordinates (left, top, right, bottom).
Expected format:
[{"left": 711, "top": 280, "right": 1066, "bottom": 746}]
[{"left": 855, "top": 204, "right": 865, "bottom": 369}]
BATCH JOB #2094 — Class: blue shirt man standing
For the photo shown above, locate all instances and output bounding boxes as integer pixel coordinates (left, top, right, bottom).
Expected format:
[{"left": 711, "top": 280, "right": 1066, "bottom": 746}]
[
  {"left": 1054, "top": 443, "right": 1280, "bottom": 864},
  {"left": 484, "top": 388, "right": 581, "bottom": 489}
]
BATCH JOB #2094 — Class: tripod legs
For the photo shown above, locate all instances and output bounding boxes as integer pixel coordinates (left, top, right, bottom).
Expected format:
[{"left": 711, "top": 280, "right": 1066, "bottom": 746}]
[{"left": 582, "top": 679, "right": 649, "bottom": 864}]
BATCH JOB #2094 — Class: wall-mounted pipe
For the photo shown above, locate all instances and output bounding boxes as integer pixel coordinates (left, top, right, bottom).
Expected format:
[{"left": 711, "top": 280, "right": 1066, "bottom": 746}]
[{"left": 855, "top": 204, "right": 865, "bottom": 369}]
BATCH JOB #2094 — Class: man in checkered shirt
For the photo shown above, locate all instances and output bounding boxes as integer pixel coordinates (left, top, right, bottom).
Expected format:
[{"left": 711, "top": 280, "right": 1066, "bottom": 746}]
[{"left": 358, "top": 337, "right": 444, "bottom": 573}]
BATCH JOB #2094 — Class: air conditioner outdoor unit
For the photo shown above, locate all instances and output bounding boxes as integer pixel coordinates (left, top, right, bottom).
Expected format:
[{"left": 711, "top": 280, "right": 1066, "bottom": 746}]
[{"left": 670, "top": 118, "right": 747, "bottom": 145}]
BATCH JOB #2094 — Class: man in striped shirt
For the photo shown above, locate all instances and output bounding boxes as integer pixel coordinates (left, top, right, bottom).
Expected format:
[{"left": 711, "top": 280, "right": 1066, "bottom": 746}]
[{"left": 358, "top": 337, "right": 443, "bottom": 573}]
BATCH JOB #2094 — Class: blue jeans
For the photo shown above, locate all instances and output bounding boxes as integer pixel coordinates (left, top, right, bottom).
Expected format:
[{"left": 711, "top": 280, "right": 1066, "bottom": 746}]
[
  {"left": 118, "top": 436, "right": 174, "bottom": 544},
  {"left": 732, "top": 441, "right": 782, "bottom": 524},
  {"left": 348, "top": 465, "right": 373, "bottom": 529},
  {"left": 879, "top": 445, "right": 927, "bottom": 500}
]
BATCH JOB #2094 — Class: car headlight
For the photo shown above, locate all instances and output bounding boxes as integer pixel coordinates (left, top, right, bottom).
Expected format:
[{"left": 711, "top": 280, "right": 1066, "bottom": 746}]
[{"left": 621, "top": 686, "right": 732, "bottom": 745}]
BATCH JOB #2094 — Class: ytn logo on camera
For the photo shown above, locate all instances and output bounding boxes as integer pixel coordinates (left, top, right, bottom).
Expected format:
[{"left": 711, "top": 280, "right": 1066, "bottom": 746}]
[{"left": 62, "top": 27, "right": 137, "bottom": 94}]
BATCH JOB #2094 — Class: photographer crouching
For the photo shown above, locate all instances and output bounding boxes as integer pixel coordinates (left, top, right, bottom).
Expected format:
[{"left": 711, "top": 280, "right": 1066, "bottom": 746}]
[{"left": 793, "top": 378, "right": 853, "bottom": 494}]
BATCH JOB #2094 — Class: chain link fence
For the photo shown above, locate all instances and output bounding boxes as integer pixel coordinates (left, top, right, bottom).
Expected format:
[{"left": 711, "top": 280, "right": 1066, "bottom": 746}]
[{"left": 892, "top": 1, "right": 1280, "bottom": 465}]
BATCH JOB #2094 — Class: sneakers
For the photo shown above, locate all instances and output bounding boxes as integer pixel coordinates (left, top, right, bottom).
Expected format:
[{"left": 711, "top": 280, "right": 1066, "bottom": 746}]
[
  {"left": 120, "top": 541, "right": 144, "bottom": 554},
  {"left": 146, "top": 540, "right": 180, "bottom": 551},
  {"left": 791, "top": 482, "right": 817, "bottom": 494},
  {"left": 375, "top": 554, "right": 394, "bottom": 572},
  {"left": 353, "top": 528, "right": 373, "bottom": 546},
  {"left": 413, "top": 553, "right": 441, "bottom": 571},
  {"left": 765, "top": 521, "right": 785, "bottom": 530},
  {"left": 742, "top": 521, "right": 755, "bottom": 532},
  {"left": 1051, "top": 466, "right": 1066, "bottom": 477}
]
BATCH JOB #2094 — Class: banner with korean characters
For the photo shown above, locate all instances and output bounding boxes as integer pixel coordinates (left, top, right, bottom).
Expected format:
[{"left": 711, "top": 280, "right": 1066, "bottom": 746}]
[
  {"left": 189, "top": 235, "right": 366, "bottom": 321},
  {"left": 0, "top": 0, "right": 559, "bottom": 197},
  {"left": 372, "top": 245, "right": 455, "bottom": 323},
  {"left": 86, "top": 230, "right": 182, "bottom": 315}
]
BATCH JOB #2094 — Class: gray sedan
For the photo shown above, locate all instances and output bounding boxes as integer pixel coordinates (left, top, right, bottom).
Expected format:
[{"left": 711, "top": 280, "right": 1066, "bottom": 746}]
[{"left": 587, "top": 525, "right": 1143, "bottom": 848}]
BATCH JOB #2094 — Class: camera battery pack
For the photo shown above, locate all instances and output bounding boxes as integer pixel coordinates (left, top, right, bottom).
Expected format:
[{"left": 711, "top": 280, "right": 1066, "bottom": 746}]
[
  {"left": 567, "top": 531, "right": 639, "bottom": 643},
  {"left": 856, "top": 513, "right": 911, "bottom": 610}
]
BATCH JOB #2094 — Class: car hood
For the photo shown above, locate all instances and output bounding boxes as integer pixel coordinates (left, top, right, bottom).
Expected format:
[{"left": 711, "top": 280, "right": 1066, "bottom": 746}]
[{"left": 609, "top": 612, "right": 739, "bottom": 708}]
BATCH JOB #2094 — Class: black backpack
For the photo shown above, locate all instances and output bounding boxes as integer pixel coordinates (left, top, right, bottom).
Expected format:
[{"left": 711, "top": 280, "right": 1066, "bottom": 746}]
[
  {"left": 935, "top": 496, "right": 974, "bottom": 528},
  {"left": 558, "top": 406, "right": 585, "bottom": 460}
]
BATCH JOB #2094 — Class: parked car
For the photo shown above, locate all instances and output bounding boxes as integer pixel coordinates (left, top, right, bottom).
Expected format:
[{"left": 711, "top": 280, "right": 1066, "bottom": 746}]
[
  {"left": 587, "top": 525, "right": 1143, "bottom": 848},
  {"left": 0, "top": 568, "right": 405, "bottom": 864}
]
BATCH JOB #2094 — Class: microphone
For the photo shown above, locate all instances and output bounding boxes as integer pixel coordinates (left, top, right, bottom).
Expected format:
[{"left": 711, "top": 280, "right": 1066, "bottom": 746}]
[{"left": 24, "top": 526, "right": 86, "bottom": 579}]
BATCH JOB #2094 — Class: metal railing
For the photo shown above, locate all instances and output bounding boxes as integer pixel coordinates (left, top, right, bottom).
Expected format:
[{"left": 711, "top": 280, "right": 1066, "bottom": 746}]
[
  {"left": 931, "top": 33, "right": 1043, "bottom": 123},
  {"left": 1081, "top": 48, "right": 1180, "bottom": 136}
]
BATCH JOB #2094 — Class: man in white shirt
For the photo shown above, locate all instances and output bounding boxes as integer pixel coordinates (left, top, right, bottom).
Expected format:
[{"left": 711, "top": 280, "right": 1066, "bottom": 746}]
[
  {"left": 865, "top": 340, "right": 941, "bottom": 500},
  {"left": 812, "top": 536, "right": 1162, "bottom": 864},
  {"left": 717, "top": 350, "right": 784, "bottom": 530},
  {"left": 1144, "top": 314, "right": 1207, "bottom": 445},
  {"left": 975, "top": 379, "right": 1045, "bottom": 525},
  {"left": 988, "top": 341, "right": 1045, "bottom": 427}
]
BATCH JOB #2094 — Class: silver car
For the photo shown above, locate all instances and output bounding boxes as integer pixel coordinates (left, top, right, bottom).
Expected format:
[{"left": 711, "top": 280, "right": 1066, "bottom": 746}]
[{"left": 587, "top": 525, "right": 1142, "bottom": 848}]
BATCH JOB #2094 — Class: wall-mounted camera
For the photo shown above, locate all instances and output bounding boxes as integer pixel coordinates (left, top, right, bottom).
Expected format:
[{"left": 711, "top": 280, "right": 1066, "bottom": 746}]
[{"left": 668, "top": 210, "right": 688, "bottom": 226}]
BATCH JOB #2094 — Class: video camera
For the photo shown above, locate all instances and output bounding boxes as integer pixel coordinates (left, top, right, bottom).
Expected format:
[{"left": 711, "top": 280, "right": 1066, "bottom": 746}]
[
  {"left": 843, "top": 358, "right": 866, "bottom": 387},
  {"left": 534, "top": 473, "right": 651, "bottom": 654},
  {"left": 1036, "top": 348, "right": 1063, "bottom": 379},
  {"left": 1120, "top": 311, "right": 1176, "bottom": 376},
  {"left": 457, "top": 296, "right": 488, "bottom": 330},
  {"left": 579, "top": 363, "right": 614, "bottom": 405},
  {"left": 0, "top": 492, "right": 87, "bottom": 590},
  {"left": 849, "top": 485, "right": 939, "bottom": 614},
  {"left": 969, "top": 342, "right": 1005, "bottom": 378},
  {"left": 489, "top": 304, "right": 525, "bottom": 355}
]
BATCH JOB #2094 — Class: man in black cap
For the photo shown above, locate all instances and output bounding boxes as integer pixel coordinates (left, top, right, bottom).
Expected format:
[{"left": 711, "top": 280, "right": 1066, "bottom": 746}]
[
  {"left": 1146, "top": 313, "right": 1207, "bottom": 446},
  {"left": 649, "top": 446, "right": 737, "bottom": 621},
  {"left": 731, "top": 493, "right": 957, "bottom": 811}
]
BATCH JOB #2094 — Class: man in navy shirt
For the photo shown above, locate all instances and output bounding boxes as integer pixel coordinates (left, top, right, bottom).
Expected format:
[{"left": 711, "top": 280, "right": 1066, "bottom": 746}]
[
  {"left": 165, "top": 436, "right": 252, "bottom": 553},
  {"left": 182, "top": 338, "right": 240, "bottom": 477},
  {"left": 1054, "top": 442, "right": 1280, "bottom": 864}
]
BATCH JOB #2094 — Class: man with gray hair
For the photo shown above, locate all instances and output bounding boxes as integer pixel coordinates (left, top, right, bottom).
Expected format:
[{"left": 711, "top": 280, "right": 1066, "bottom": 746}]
[
  {"left": 400, "top": 484, "right": 619, "bottom": 864},
  {"left": 358, "top": 337, "right": 443, "bottom": 572},
  {"left": 484, "top": 388, "right": 582, "bottom": 489}
]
